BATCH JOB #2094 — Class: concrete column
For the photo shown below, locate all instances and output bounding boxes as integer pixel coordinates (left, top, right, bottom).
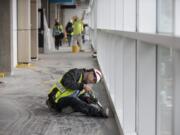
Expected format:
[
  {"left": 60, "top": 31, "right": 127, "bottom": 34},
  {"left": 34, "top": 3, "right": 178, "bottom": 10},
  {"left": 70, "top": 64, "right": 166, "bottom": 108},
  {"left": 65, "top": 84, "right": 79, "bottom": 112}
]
[
  {"left": 31, "top": 0, "right": 38, "bottom": 59},
  {"left": 49, "top": 3, "right": 57, "bottom": 28},
  {"left": 0, "top": 0, "right": 12, "bottom": 74},
  {"left": 17, "top": 0, "right": 31, "bottom": 63},
  {"left": 11, "top": 0, "right": 18, "bottom": 68}
]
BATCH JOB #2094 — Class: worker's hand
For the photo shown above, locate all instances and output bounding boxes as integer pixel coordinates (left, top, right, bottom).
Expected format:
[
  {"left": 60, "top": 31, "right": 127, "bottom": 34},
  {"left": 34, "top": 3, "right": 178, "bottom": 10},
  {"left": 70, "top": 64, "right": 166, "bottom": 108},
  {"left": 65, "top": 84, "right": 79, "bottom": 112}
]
[{"left": 83, "top": 84, "right": 92, "bottom": 93}]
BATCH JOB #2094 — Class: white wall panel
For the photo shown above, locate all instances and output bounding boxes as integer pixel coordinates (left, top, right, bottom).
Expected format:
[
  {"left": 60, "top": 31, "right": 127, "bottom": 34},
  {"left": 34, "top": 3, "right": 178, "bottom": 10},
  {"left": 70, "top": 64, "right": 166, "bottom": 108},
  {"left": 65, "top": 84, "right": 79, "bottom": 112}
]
[
  {"left": 109, "top": 34, "right": 116, "bottom": 101},
  {"left": 138, "top": 0, "right": 156, "bottom": 33},
  {"left": 96, "top": 0, "right": 101, "bottom": 28},
  {"left": 104, "top": 0, "right": 109, "bottom": 29},
  {"left": 174, "top": 50, "right": 180, "bottom": 135},
  {"left": 97, "top": 31, "right": 105, "bottom": 67},
  {"left": 109, "top": 0, "right": 115, "bottom": 30},
  {"left": 97, "top": 31, "right": 136, "bottom": 135},
  {"left": 102, "top": 0, "right": 106, "bottom": 29},
  {"left": 137, "top": 42, "right": 156, "bottom": 135},
  {"left": 123, "top": 38, "right": 136, "bottom": 134},
  {"left": 114, "top": 36, "right": 124, "bottom": 125},
  {"left": 91, "top": 6, "right": 94, "bottom": 29},
  {"left": 98, "top": 0, "right": 106, "bottom": 29},
  {"left": 124, "top": 0, "right": 136, "bottom": 31},
  {"left": 104, "top": 32, "right": 111, "bottom": 89},
  {"left": 115, "top": 0, "right": 123, "bottom": 30},
  {"left": 90, "top": 1, "right": 180, "bottom": 135}
]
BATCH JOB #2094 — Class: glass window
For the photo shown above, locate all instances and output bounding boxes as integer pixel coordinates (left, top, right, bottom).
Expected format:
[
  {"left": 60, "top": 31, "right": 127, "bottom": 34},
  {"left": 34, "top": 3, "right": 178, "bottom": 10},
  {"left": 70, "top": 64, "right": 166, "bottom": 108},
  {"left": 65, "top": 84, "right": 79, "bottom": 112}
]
[
  {"left": 157, "top": 46, "right": 174, "bottom": 135},
  {"left": 157, "top": 0, "right": 173, "bottom": 33},
  {"left": 175, "top": 0, "right": 180, "bottom": 36}
]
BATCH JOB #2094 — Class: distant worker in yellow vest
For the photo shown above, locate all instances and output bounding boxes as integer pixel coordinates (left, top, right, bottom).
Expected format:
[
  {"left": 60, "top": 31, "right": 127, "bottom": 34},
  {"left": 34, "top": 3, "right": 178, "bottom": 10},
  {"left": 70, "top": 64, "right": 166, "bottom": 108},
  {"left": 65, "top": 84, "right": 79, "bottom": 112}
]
[
  {"left": 46, "top": 68, "right": 109, "bottom": 118},
  {"left": 72, "top": 16, "right": 84, "bottom": 52},
  {"left": 53, "top": 19, "right": 64, "bottom": 50}
]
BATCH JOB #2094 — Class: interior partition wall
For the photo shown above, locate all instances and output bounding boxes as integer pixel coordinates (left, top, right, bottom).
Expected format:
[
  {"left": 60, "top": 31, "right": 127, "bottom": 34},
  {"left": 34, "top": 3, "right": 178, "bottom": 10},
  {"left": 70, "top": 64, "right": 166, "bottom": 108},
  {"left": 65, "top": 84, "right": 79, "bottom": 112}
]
[{"left": 89, "top": 0, "right": 180, "bottom": 135}]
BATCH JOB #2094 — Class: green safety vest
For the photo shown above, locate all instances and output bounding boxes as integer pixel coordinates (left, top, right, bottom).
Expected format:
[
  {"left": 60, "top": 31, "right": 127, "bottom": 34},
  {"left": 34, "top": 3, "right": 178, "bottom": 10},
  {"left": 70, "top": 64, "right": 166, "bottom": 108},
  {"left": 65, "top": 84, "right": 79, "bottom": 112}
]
[
  {"left": 72, "top": 20, "right": 83, "bottom": 35},
  {"left": 48, "top": 73, "right": 85, "bottom": 103},
  {"left": 53, "top": 24, "right": 63, "bottom": 36}
]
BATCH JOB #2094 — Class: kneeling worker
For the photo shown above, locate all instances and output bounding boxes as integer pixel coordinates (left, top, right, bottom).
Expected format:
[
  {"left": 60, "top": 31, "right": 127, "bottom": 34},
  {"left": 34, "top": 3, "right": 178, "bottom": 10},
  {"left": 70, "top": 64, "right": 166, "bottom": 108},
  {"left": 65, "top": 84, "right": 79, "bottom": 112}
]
[{"left": 46, "top": 68, "right": 109, "bottom": 118}]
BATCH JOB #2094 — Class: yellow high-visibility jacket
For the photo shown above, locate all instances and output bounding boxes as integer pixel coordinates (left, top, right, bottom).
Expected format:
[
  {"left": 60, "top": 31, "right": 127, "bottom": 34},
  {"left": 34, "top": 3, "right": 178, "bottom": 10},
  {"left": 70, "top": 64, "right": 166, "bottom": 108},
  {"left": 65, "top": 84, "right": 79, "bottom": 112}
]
[
  {"left": 72, "top": 19, "right": 83, "bottom": 35},
  {"left": 48, "top": 68, "right": 85, "bottom": 103}
]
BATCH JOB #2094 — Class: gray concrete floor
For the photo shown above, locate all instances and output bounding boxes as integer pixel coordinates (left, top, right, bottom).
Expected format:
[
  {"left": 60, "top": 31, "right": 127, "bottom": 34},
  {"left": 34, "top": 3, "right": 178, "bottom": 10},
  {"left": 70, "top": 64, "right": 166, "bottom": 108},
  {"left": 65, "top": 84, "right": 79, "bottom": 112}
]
[{"left": 0, "top": 48, "right": 120, "bottom": 135}]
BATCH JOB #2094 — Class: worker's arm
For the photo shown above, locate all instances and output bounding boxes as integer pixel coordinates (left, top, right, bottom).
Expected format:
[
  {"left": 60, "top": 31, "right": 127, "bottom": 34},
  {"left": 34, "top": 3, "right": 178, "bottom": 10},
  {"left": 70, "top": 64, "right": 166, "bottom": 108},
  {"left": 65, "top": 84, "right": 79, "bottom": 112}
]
[{"left": 61, "top": 69, "right": 84, "bottom": 90}]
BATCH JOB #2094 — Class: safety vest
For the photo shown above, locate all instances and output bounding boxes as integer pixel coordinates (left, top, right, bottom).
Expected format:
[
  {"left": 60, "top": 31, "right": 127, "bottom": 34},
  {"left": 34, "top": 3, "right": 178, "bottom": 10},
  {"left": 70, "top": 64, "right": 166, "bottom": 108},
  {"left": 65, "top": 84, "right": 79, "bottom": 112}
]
[
  {"left": 53, "top": 24, "right": 63, "bottom": 36},
  {"left": 48, "top": 73, "right": 85, "bottom": 103},
  {"left": 72, "top": 20, "right": 83, "bottom": 35}
]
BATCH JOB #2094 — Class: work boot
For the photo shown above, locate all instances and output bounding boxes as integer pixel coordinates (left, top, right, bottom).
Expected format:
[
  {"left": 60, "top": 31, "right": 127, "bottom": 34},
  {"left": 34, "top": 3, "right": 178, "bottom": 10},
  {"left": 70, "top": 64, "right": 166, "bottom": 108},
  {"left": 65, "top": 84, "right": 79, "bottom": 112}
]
[
  {"left": 100, "top": 108, "right": 109, "bottom": 118},
  {"left": 46, "top": 99, "right": 54, "bottom": 111},
  {"left": 80, "top": 49, "right": 85, "bottom": 52}
]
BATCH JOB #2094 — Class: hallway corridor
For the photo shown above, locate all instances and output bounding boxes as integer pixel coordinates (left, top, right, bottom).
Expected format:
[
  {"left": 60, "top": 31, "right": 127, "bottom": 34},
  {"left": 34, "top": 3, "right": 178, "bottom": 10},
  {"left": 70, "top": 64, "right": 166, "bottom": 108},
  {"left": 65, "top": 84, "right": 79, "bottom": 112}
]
[
  {"left": 1, "top": 0, "right": 180, "bottom": 134},
  {"left": 0, "top": 51, "right": 120, "bottom": 135}
]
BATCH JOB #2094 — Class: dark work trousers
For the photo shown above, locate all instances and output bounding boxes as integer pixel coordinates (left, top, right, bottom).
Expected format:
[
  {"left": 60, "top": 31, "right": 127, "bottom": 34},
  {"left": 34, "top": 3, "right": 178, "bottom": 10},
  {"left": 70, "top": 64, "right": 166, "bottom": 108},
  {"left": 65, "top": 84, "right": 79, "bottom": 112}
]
[
  {"left": 55, "top": 33, "right": 64, "bottom": 49},
  {"left": 55, "top": 35, "right": 62, "bottom": 50},
  {"left": 67, "top": 34, "right": 72, "bottom": 46},
  {"left": 48, "top": 89, "right": 103, "bottom": 117},
  {"left": 56, "top": 96, "right": 102, "bottom": 117},
  {"left": 82, "top": 34, "right": 85, "bottom": 44}
]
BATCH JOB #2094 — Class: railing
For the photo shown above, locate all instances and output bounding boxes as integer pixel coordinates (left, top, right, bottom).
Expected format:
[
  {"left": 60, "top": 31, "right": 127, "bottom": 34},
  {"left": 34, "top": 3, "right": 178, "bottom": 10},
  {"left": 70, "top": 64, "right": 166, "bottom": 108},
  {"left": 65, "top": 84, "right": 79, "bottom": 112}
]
[{"left": 94, "top": 29, "right": 180, "bottom": 135}]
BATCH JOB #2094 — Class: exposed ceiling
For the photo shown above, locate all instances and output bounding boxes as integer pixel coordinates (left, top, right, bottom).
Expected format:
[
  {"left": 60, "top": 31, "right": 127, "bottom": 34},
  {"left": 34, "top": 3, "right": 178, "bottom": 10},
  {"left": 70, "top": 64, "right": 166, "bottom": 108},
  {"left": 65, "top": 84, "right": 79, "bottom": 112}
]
[{"left": 61, "top": 0, "right": 90, "bottom": 9}]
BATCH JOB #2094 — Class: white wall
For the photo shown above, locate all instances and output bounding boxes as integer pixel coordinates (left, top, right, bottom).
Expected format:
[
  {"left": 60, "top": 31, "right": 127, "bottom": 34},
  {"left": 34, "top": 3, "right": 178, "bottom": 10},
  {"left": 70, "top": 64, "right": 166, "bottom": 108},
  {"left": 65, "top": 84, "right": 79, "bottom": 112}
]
[
  {"left": 124, "top": 0, "right": 136, "bottom": 31},
  {"left": 96, "top": 29, "right": 180, "bottom": 135},
  {"left": 109, "top": 0, "right": 115, "bottom": 30},
  {"left": 174, "top": 50, "right": 180, "bottom": 135},
  {"left": 89, "top": 0, "right": 180, "bottom": 135},
  {"left": 96, "top": 0, "right": 105, "bottom": 29},
  {"left": 97, "top": 31, "right": 137, "bottom": 135},
  {"left": 137, "top": 42, "right": 156, "bottom": 135},
  {"left": 114, "top": 0, "right": 123, "bottom": 30}
]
